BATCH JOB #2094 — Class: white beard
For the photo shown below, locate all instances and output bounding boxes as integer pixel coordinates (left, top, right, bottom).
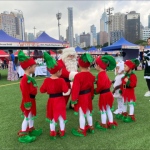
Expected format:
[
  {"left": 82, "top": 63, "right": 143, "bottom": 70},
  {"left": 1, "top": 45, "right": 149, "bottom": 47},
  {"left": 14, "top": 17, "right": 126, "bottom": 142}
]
[{"left": 64, "top": 58, "right": 77, "bottom": 72}]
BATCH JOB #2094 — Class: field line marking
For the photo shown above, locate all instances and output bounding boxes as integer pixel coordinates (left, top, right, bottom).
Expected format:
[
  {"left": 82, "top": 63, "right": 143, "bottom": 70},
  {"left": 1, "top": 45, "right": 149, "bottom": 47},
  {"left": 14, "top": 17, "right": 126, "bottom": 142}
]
[{"left": 0, "top": 78, "right": 44, "bottom": 88}]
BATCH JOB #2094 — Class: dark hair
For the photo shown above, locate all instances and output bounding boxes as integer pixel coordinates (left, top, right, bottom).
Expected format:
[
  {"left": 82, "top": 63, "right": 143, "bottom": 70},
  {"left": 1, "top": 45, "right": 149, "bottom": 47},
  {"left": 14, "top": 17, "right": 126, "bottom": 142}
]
[
  {"left": 8, "top": 50, "right": 13, "bottom": 53},
  {"left": 147, "top": 38, "right": 150, "bottom": 42}
]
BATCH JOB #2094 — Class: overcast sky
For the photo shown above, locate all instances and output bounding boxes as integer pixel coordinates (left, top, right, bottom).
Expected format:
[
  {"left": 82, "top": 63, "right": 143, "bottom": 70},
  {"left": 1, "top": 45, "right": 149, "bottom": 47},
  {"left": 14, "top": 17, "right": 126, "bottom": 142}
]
[{"left": 0, "top": 0, "right": 149, "bottom": 40}]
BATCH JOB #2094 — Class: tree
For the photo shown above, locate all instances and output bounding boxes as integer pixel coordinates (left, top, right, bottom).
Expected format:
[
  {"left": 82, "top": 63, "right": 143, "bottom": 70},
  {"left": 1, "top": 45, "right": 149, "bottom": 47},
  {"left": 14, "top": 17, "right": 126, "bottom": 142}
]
[
  {"left": 102, "top": 42, "right": 109, "bottom": 47},
  {"left": 134, "top": 40, "right": 147, "bottom": 46}
]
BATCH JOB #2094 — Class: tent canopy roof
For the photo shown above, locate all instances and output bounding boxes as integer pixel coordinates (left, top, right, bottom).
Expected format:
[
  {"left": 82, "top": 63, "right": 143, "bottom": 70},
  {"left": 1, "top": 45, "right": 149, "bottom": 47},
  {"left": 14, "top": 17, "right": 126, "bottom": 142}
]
[
  {"left": 88, "top": 46, "right": 97, "bottom": 51},
  {"left": 75, "top": 46, "right": 85, "bottom": 52},
  {"left": 102, "top": 37, "right": 139, "bottom": 51},
  {"left": 0, "top": 50, "right": 8, "bottom": 56},
  {"left": 32, "top": 32, "right": 63, "bottom": 43},
  {"left": 0, "top": 30, "right": 22, "bottom": 42}
]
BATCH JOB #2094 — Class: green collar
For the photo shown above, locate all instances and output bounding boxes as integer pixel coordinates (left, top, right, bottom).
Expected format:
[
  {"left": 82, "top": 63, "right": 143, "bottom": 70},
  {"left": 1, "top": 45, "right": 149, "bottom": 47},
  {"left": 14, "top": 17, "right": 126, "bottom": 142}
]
[
  {"left": 26, "top": 75, "right": 38, "bottom": 87},
  {"left": 124, "top": 71, "right": 134, "bottom": 78}
]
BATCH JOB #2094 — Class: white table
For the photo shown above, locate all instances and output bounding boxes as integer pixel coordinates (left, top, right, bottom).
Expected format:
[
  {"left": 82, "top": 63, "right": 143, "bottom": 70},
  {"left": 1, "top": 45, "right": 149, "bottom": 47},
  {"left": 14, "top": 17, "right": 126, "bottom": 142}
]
[
  {"left": 35, "top": 66, "right": 47, "bottom": 77},
  {"left": 17, "top": 65, "right": 47, "bottom": 77},
  {"left": 17, "top": 66, "right": 24, "bottom": 77}
]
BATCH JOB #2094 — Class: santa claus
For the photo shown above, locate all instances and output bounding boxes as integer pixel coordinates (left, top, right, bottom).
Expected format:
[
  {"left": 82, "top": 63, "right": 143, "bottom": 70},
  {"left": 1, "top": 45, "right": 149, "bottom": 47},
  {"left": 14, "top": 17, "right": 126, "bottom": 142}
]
[{"left": 57, "top": 47, "right": 78, "bottom": 108}]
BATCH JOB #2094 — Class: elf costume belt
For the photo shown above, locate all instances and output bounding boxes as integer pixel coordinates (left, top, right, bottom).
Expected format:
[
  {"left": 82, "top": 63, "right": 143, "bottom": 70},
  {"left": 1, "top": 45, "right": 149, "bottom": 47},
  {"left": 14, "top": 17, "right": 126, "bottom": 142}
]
[
  {"left": 64, "top": 78, "right": 71, "bottom": 82},
  {"left": 49, "top": 93, "right": 63, "bottom": 98},
  {"left": 79, "top": 89, "right": 91, "bottom": 95},
  {"left": 100, "top": 88, "right": 110, "bottom": 94},
  {"left": 30, "top": 94, "right": 36, "bottom": 99}
]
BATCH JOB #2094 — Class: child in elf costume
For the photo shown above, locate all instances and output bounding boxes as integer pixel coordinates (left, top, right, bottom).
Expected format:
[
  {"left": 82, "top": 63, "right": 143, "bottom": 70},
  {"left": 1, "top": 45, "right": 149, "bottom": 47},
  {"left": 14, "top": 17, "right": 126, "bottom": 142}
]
[
  {"left": 40, "top": 52, "right": 69, "bottom": 140},
  {"left": 71, "top": 53, "right": 95, "bottom": 137},
  {"left": 120, "top": 59, "right": 139, "bottom": 123},
  {"left": 18, "top": 50, "right": 42, "bottom": 143},
  {"left": 113, "top": 61, "right": 125, "bottom": 118},
  {"left": 94, "top": 55, "right": 118, "bottom": 130}
]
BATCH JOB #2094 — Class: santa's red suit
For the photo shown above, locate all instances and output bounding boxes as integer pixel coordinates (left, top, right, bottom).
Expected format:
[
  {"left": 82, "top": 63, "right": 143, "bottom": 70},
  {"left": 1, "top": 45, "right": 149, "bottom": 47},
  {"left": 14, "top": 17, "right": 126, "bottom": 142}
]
[
  {"left": 40, "top": 78, "right": 68, "bottom": 122},
  {"left": 57, "top": 47, "right": 78, "bottom": 104},
  {"left": 71, "top": 72, "right": 95, "bottom": 114}
]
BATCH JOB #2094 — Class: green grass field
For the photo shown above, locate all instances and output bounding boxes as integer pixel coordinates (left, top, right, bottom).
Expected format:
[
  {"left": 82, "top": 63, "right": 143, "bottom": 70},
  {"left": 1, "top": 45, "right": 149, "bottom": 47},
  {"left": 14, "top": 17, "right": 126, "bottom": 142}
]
[{"left": 0, "top": 69, "right": 150, "bottom": 150}]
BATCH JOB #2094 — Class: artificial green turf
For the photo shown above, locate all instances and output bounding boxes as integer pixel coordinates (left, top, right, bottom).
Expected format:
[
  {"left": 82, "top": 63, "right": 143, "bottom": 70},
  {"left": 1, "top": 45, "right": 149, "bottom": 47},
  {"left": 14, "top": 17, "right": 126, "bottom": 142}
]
[{"left": 0, "top": 69, "right": 150, "bottom": 150}]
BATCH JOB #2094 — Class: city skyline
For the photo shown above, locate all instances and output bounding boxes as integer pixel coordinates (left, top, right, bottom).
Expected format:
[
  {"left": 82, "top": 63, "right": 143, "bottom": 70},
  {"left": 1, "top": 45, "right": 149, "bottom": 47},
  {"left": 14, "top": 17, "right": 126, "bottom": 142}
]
[{"left": 0, "top": 1, "right": 150, "bottom": 40}]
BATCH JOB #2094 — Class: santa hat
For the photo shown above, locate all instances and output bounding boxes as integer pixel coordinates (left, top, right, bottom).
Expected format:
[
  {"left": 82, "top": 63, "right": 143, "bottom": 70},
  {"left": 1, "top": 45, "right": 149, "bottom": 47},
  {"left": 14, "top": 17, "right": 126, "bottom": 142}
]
[
  {"left": 125, "top": 59, "right": 140, "bottom": 70},
  {"left": 78, "top": 53, "right": 94, "bottom": 68},
  {"left": 43, "top": 52, "right": 61, "bottom": 74},
  {"left": 61, "top": 47, "right": 77, "bottom": 61},
  {"left": 18, "top": 50, "right": 36, "bottom": 69},
  {"left": 96, "top": 55, "right": 116, "bottom": 70},
  {"left": 116, "top": 61, "right": 124, "bottom": 73}
]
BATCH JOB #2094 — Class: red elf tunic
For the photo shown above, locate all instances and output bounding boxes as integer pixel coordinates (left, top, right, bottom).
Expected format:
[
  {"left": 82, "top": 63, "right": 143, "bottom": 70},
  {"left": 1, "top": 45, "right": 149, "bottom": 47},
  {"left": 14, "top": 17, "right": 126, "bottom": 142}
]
[
  {"left": 71, "top": 72, "right": 95, "bottom": 114},
  {"left": 20, "top": 74, "right": 37, "bottom": 118},
  {"left": 120, "top": 72, "right": 137, "bottom": 102},
  {"left": 40, "top": 78, "right": 69, "bottom": 122},
  {"left": 95, "top": 71, "right": 114, "bottom": 111}
]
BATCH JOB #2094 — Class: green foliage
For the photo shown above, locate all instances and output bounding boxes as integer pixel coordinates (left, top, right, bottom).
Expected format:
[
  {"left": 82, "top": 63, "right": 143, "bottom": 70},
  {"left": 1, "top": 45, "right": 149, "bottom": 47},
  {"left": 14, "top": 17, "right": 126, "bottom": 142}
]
[{"left": 134, "top": 40, "right": 147, "bottom": 46}]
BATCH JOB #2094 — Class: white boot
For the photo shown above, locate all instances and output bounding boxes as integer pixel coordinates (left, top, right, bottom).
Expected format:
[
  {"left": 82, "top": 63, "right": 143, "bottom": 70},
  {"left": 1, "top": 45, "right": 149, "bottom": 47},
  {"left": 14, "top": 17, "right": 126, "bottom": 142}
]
[
  {"left": 113, "top": 109, "right": 119, "bottom": 114},
  {"left": 144, "top": 91, "right": 150, "bottom": 97}
]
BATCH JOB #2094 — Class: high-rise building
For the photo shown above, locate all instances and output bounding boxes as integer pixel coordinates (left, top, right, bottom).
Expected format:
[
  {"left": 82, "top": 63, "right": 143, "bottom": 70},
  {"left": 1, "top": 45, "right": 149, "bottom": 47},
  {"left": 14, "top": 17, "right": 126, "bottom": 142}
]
[
  {"left": 66, "top": 27, "right": 69, "bottom": 42},
  {"left": 0, "top": 11, "right": 25, "bottom": 41},
  {"left": 140, "top": 22, "right": 144, "bottom": 40},
  {"left": 90, "top": 32, "right": 93, "bottom": 46},
  {"left": 75, "top": 34, "right": 80, "bottom": 46},
  {"left": 109, "top": 12, "right": 125, "bottom": 33},
  {"left": 97, "top": 32, "right": 100, "bottom": 45},
  {"left": 100, "top": 31, "right": 108, "bottom": 46},
  {"left": 100, "top": 9, "right": 108, "bottom": 32},
  {"left": 36, "top": 31, "right": 44, "bottom": 38},
  {"left": 142, "top": 27, "right": 150, "bottom": 41},
  {"left": 148, "top": 14, "right": 150, "bottom": 28},
  {"left": 100, "top": 9, "right": 108, "bottom": 45},
  {"left": 125, "top": 11, "right": 140, "bottom": 43},
  {"left": 60, "top": 35, "right": 64, "bottom": 41},
  {"left": 80, "top": 32, "right": 91, "bottom": 47},
  {"left": 68, "top": 7, "right": 74, "bottom": 47},
  {"left": 28, "top": 33, "right": 34, "bottom": 41},
  {"left": 90, "top": 25, "right": 97, "bottom": 45},
  {"left": 110, "top": 30, "right": 123, "bottom": 44},
  {"left": 24, "top": 32, "right": 28, "bottom": 41}
]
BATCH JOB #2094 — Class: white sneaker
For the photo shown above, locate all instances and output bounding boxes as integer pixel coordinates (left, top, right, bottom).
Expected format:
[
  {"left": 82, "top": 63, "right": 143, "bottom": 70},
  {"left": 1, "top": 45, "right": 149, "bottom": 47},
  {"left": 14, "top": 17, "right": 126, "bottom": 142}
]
[
  {"left": 144, "top": 91, "right": 150, "bottom": 97},
  {"left": 113, "top": 109, "right": 119, "bottom": 114}
]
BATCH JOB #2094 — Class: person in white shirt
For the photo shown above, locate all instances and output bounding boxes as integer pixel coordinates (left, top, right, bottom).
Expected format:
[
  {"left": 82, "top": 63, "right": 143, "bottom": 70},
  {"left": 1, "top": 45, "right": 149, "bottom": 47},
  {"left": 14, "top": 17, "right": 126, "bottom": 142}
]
[{"left": 112, "top": 61, "right": 124, "bottom": 118}]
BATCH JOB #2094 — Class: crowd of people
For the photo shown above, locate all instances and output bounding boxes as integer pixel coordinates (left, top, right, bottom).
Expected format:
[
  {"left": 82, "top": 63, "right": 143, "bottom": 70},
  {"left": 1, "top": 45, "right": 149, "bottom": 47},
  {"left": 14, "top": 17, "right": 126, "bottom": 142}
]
[{"left": 16, "top": 48, "right": 140, "bottom": 143}]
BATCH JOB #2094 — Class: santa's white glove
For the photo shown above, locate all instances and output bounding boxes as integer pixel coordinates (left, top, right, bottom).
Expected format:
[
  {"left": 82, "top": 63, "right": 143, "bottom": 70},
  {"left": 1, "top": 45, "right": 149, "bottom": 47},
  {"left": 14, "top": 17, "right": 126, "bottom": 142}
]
[
  {"left": 69, "top": 71, "right": 78, "bottom": 81},
  {"left": 70, "top": 82, "right": 73, "bottom": 88},
  {"left": 63, "top": 89, "right": 71, "bottom": 96}
]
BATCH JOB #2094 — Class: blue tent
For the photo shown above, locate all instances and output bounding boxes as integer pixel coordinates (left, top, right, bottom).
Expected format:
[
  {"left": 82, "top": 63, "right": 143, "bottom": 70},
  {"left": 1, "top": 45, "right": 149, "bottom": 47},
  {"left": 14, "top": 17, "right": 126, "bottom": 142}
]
[
  {"left": 75, "top": 46, "right": 85, "bottom": 53},
  {"left": 102, "top": 37, "right": 139, "bottom": 51},
  {"left": 88, "top": 46, "right": 97, "bottom": 52},
  {"left": 32, "top": 32, "right": 63, "bottom": 43},
  {"left": 102, "top": 37, "right": 140, "bottom": 60},
  {"left": 0, "top": 30, "right": 22, "bottom": 42},
  {"left": 145, "top": 46, "right": 150, "bottom": 49}
]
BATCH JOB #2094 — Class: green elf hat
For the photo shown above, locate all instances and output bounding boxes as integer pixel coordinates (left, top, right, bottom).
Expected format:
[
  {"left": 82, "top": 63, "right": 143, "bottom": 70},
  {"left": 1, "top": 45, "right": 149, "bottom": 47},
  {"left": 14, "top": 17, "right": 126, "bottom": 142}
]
[
  {"left": 78, "top": 53, "right": 94, "bottom": 68},
  {"left": 43, "top": 52, "right": 61, "bottom": 74},
  {"left": 95, "top": 55, "right": 116, "bottom": 71},
  {"left": 18, "top": 50, "right": 36, "bottom": 69},
  {"left": 125, "top": 59, "right": 140, "bottom": 70}
]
